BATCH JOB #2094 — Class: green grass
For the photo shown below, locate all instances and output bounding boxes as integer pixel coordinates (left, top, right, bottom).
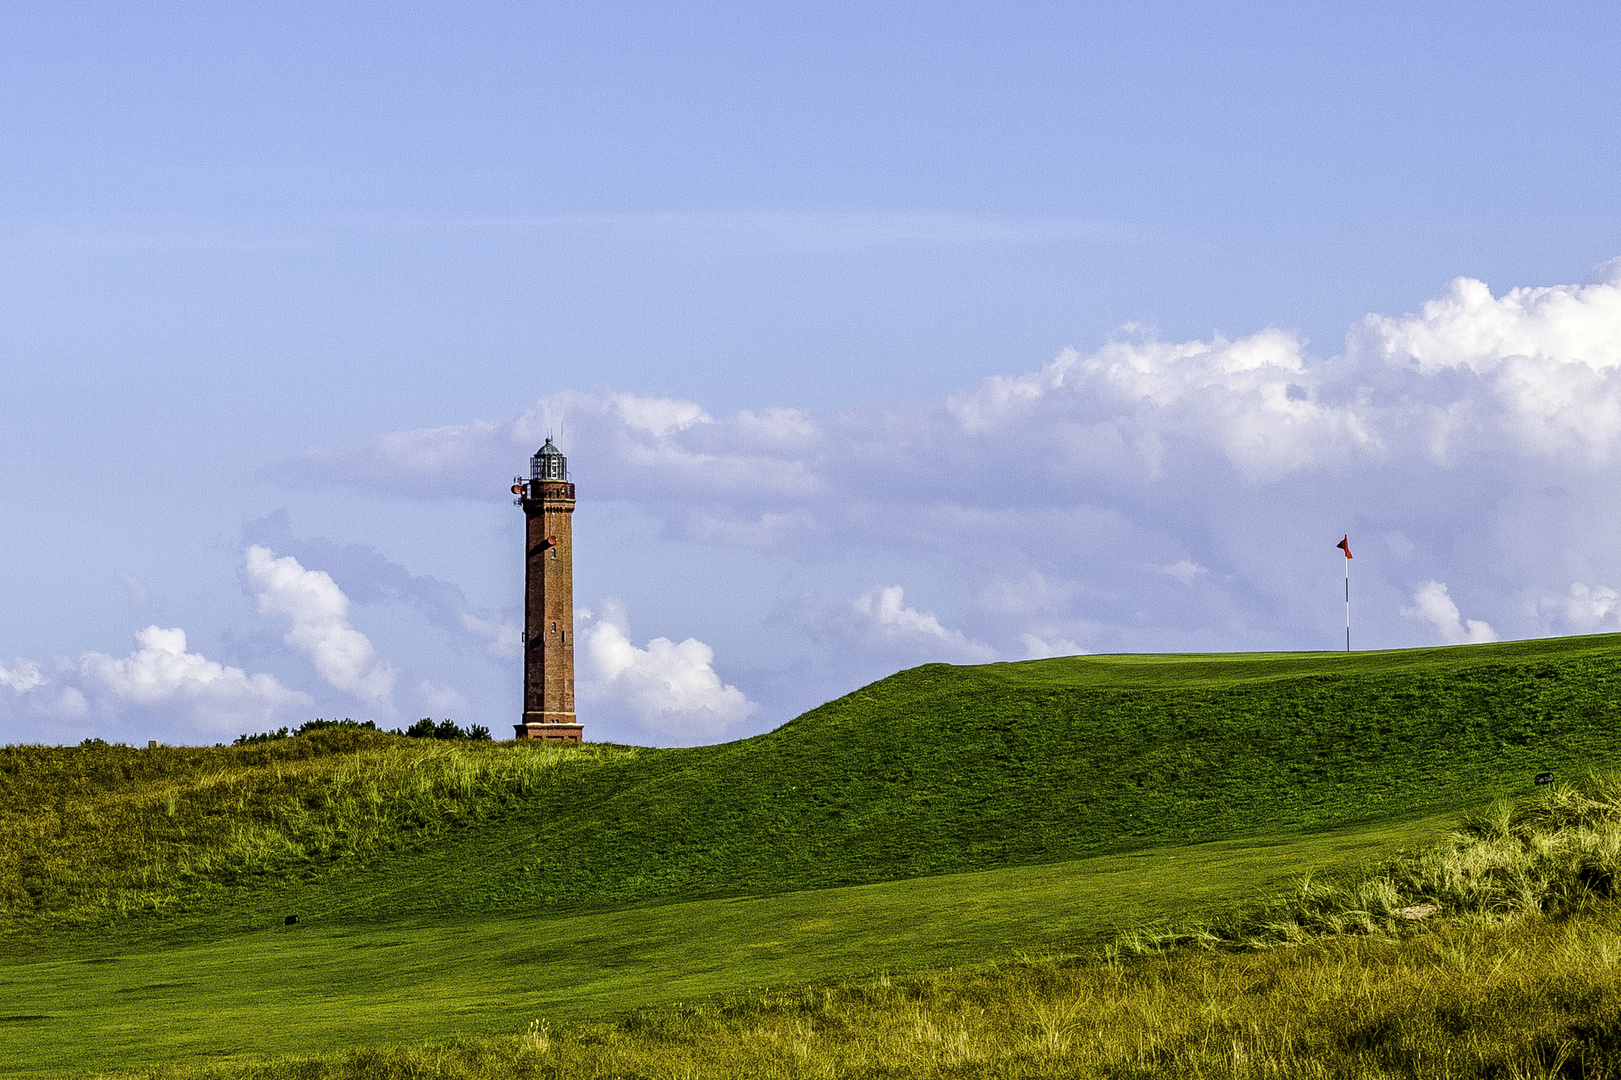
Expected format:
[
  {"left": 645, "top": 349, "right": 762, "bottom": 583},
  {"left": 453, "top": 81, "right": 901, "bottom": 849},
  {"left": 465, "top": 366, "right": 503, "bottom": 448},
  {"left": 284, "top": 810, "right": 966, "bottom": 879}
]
[
  {"left": 0, "top": 810, "right": 1453, "bottom": 1076},
  {"left": 87, "top": 915, "right": 1621, "bottom": 1080},
  {"left": 0, "top": 733, "right": 633, "bottom": 939},
  {"left": 328, "top": 634, "right": 1621, "bottom": 921},
  {"left": 12, "top": 635, "right": 1619, "bottom": 939},
  {"left": 25, "top": 775, "right": 1621, "bottom": 1080},
  {"left": 7, "top": 634, "right": 1621, "bottom": 1076},
  {"left": 22, "top": 781, "right": 1621, "bottom": 1078}
]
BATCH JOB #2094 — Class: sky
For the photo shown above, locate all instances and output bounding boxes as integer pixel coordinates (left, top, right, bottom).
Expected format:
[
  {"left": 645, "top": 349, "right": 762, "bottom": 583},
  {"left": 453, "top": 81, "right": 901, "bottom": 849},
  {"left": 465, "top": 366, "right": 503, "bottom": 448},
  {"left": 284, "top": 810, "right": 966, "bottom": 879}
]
[{"left": 3, "top": 2, "right": 1621, "bottom": 747}]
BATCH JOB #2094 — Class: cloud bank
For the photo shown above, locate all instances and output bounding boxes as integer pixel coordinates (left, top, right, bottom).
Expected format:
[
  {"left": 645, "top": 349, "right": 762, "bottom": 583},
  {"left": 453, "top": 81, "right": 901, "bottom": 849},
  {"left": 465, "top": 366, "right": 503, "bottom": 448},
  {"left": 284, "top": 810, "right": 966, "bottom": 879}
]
[
  {"left": 1, "top": 543, "right": 428, "bottom": 745},
  {"left": 1, "top": 626, "right": 310, "bottom": 742},
  {"left": 14, "top": 262, "right": 1621, "bottom": 748},
  {"left": 273, "top": 261, "right": 1621, "bottom": 670}
]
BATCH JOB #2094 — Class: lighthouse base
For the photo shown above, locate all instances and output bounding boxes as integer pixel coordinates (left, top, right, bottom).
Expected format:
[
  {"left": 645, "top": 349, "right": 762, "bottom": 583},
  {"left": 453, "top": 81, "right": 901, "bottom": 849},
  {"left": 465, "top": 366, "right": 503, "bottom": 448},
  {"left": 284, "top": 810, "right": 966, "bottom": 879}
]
[{"left": 514, "top": 714, "right": 584, "bottom": 743}]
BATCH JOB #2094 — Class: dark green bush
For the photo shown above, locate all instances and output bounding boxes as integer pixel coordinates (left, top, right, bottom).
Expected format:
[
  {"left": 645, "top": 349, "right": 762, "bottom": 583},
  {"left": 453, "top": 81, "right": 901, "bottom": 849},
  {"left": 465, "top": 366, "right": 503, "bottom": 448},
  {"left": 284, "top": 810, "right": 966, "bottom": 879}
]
[
  {"left": 400, "top": 719, "right": 488, "bottom": 741},
  {"left": 234, "top": 727, "right": 291, "bottom": 746},
  {"left": 297, "top": 718, "right": 378, "bottom": 736}
]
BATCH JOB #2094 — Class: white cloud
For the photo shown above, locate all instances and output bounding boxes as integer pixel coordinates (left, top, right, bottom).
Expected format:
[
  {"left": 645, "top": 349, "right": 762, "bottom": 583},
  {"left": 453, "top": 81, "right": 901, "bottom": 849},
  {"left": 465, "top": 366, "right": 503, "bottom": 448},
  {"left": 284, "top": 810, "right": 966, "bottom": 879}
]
[
  {"left": 77, "top": 626, "right": 310, "bottom": 731},
  {"left": 273, "top": 389, "right": 823, "bottom": 504},
  {"left": 417, "top": 679, "right": 472, "bottom": 718},
  {"left": 3, "top": 628, "right": 310, "bottom": 741},
  {"left": 1349, "top": 271, "right": 1621, "bottom": 461},
  {"left": 1357, "top": 271, "right": 1621, "bottom": 375},
  {"left": 1541, "top": 582, "right": 1621, "bottom": 632},
  {"left": 0, "top": 659, "right": 45, "bottom": 693},
  {"left": 733, "top": 407, "right": 821, "bottom": 450},
  {"left": 609, "top": 392, "right": 711, "bottom": 438},
  {"left": 241, "top": 511, "right": 522, "bottom": 662},
  {"left": 242, "top": 545, "right": 396, "bottom": 710},
  {"left": 682, "top": 508, "right": 821, "bottom": 548},
  {"left": 1402, "top": 581, "right": 1497, "bottom": 645},
  {"left": 1020, "top": 633, "right": 1083, "bottom": 660},
  {"left": 1159, "top": 560, "right": 1208, "bottom": 586},
  {"left": 580, "top": 598, "right": 756, "bottom": 743},
  {"left": 274, "top": 259, "right": 1621, "bottom": 669},
  {"left": 848, "top": 586, "right": 998, "bottom": 664},
  {"left": 945, "top": 328, "right": 1377, "bottom": 483}
]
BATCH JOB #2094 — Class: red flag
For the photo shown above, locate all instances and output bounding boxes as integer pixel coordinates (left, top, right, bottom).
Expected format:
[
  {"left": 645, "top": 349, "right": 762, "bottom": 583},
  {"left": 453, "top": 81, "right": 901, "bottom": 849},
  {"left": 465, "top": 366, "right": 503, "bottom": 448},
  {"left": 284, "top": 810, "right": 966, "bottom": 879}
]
[{"left": 1336, "top": 535, "right": 1353, "bottom": 559}]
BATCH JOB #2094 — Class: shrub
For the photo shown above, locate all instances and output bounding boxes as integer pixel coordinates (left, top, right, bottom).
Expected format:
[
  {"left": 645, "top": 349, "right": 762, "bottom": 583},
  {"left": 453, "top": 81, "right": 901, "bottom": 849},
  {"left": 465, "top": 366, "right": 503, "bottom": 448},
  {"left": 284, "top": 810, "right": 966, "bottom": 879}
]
[
  {"left": 235, "top": 720, "right": 378, "bottom": 746},
  {"left": 234, "top": 727, "right": 291, "bottom": 746},
  {"left": 296, "top": 718, "right": 378, "bottom": 736},
  {"left": 400, "top": 719, "right": 486, "bottom": 741}
]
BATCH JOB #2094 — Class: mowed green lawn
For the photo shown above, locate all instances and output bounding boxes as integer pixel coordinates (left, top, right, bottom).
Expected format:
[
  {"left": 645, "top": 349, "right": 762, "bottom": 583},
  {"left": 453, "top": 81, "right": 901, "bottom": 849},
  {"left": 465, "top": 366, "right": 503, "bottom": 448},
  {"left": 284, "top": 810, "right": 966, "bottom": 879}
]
[{"left": 0, "top": 808, "right": 1455, "bottom": 1078}]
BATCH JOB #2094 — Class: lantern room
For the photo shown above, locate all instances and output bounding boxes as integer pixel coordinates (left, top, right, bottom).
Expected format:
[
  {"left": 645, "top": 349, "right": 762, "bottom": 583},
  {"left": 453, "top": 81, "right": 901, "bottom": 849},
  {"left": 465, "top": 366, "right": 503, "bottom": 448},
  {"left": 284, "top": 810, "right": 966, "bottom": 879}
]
[{"left": 532, "top": 438, "right": 568, "bottom": 482}]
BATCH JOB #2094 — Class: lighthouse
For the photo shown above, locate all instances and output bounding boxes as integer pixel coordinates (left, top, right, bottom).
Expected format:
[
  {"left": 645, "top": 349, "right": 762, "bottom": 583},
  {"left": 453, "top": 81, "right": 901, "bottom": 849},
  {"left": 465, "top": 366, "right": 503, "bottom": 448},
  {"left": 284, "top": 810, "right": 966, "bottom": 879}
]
[{"left": 512, "top": 438, "right": 583, "bottom": 742}]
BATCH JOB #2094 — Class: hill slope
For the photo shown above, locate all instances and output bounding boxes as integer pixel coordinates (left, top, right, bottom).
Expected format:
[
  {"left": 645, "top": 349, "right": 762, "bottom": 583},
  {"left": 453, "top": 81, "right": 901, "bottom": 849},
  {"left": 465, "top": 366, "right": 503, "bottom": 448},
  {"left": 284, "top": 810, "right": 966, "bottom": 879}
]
[
  {"left": 5, "top": 635, "right": 1621, "bottom": 936},
  {"left": 394, "top": 635, "right": 1621, "bottom": 917}
]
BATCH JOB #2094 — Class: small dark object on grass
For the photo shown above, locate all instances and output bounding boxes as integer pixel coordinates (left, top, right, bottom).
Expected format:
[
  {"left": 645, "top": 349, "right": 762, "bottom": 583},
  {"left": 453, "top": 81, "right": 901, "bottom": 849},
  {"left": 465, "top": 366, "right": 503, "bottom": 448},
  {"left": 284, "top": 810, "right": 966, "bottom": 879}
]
[
  {"left": 1535, "top": 772, "right": 1554, "bottom": 785},
  {"left": 285, "top": 915, "right": 298, "bottom": 925}
]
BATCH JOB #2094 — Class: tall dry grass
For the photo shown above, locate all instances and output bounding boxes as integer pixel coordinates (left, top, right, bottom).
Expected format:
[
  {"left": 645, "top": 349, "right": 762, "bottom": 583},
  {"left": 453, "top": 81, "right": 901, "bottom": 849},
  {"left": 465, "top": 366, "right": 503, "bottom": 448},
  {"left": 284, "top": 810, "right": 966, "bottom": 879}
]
[
  {"left": 1118, "top": 772, "right": 1621, "bottom": 955},
  {"left": 0, "top": 733, "right": 630, "bottom": 933},
  {"left": 88, "top": 912, "right": 1621, "bottom": 1079}
]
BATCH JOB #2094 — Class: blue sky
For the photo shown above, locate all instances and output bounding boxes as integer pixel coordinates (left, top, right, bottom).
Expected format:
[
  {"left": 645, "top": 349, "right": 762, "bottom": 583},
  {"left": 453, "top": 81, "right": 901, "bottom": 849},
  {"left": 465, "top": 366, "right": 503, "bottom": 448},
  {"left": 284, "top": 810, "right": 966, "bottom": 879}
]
[{"left": 4, "top": 2, "right": 1621, "bottom": 746}]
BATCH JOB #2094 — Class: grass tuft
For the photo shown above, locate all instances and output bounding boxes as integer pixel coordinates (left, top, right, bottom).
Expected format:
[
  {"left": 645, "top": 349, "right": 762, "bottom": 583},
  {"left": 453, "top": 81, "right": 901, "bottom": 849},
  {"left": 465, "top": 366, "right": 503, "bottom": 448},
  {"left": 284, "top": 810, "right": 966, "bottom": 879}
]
[{"left": 1111, "top": 770, "right": 1621, "bottom": 957}]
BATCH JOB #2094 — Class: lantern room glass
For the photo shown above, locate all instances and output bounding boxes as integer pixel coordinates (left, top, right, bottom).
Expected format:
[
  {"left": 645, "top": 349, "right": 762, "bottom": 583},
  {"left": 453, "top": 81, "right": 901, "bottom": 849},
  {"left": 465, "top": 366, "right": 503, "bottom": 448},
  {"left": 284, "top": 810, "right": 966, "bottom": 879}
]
[{"left": 531, "top": 438, "right": 567, "bottom": 482}]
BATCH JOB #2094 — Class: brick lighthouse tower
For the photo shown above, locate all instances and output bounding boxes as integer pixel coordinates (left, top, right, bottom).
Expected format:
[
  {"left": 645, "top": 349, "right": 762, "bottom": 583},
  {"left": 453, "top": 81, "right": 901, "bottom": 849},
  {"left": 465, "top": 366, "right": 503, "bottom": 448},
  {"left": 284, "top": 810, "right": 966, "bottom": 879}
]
[{"left": 511, "top": 438, "right": 583, "bottom": 742}]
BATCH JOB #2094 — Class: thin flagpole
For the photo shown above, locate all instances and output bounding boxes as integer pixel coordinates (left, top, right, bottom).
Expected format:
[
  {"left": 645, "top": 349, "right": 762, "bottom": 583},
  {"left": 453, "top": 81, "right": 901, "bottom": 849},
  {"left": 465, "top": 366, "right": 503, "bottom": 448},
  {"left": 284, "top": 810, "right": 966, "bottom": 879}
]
[
  {"left": 1345, "top": 553, "right": 1351, "bottom": 653},
  {"left": 1336, "top": 534, "right": 1353, "bottom": 652}
]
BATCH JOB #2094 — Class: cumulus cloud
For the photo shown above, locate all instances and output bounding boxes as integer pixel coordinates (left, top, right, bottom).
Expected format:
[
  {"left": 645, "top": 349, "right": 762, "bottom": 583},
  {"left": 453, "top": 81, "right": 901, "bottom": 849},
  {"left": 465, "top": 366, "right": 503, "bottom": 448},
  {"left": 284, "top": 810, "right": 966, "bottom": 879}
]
[
  {"left": 579, "top": 599, "right": 756, "bottom": 743},
  {"left": 1348, "top": 269, "right": 1621, "bottom": 461},
  {"left": 1402, "top": 581, "right": 1497, "bottom": 645},
  {"left": 242, "top": 546, "right": 397, "bottom": 709},
  {"left": 273, "top": 259, "right": 1621, "bottom": 667},
  {"left": 243, "top": 512, "right": 521, "bottom": 660},
  {"left": 1, "top": 628, "right": 310, "bottom": 741},
  {"left": 79, "top": 626, "right": 311, "bottom": 728},
  {"left": 848, "top": 586, "right": 998, "bottom": 664},
  {"left": 1539, "top": 582, "right": 1621, "bottom": 633},
  {"left": 0, "top": 659, "right": 45, "bottom": 693},
  {"left": 277, "top": 263, "right": 1621, "bottom": 501}
]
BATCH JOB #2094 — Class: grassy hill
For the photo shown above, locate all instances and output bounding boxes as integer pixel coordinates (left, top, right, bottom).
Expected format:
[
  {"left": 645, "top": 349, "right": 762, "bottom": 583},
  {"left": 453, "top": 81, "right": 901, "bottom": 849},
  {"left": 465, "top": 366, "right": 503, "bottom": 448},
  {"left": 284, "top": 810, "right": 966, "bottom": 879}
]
[
  {"left": 7, "top": 634, "right": 1621, "bottom": 1077},
  {"left": 0, "top": 812, "right": 1457, "bottom": 1076},
  {"left": 5, "top": 635, "right": 1621, "bottom": 939},
  {"left": 309, "top": 633, "right": 1621, "bottom": 922}
]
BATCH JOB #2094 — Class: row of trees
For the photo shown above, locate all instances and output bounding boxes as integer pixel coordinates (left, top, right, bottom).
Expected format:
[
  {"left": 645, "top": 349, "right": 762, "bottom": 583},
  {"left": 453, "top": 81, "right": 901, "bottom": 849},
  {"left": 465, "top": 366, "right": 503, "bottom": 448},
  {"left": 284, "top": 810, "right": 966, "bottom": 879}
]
[{"left": 233, "top": 717, "right": 491, "bottom": 746}]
